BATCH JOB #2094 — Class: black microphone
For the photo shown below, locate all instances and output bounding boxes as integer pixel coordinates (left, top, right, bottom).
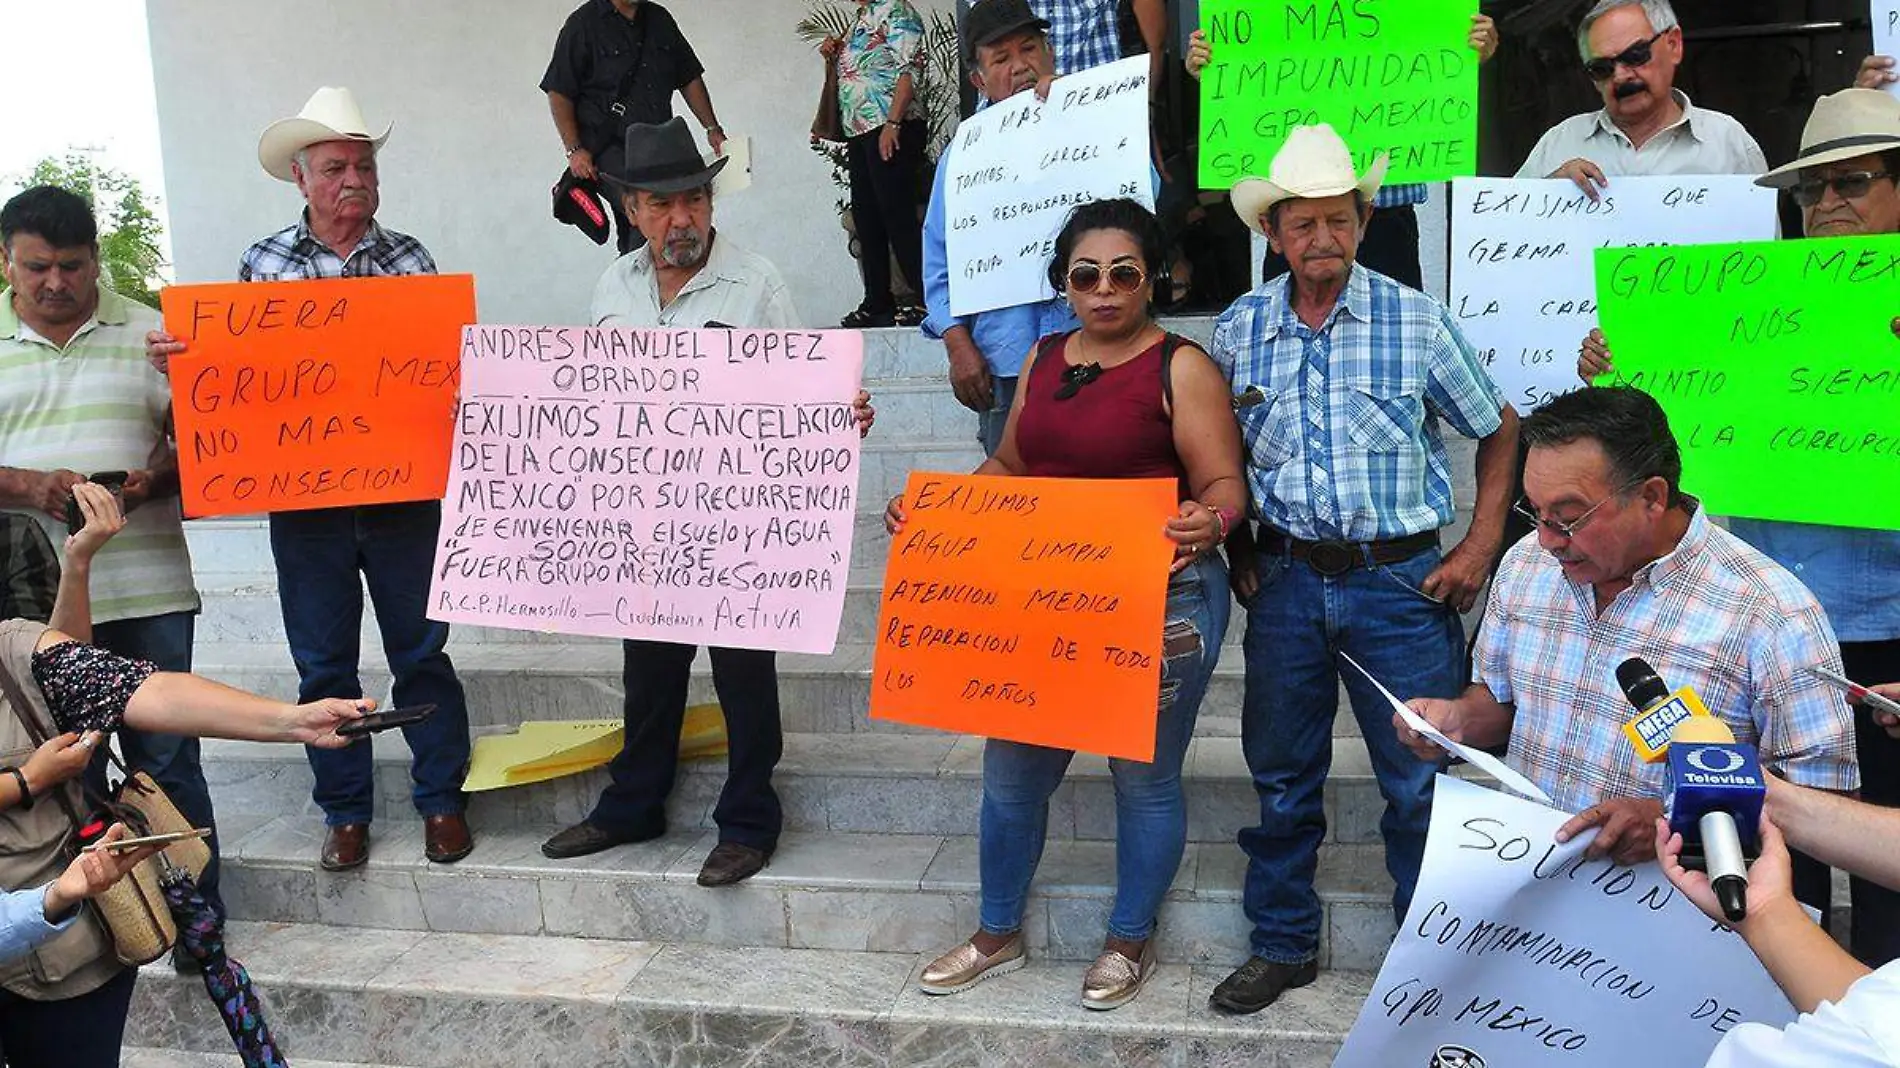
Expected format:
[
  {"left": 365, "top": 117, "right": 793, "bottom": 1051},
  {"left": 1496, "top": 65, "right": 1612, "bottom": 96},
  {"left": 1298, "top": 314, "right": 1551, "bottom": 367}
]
[
  {"left": 1616, "top": 657, "right": 1669, "bottom": 713},
  {"left": 1616, "top": 655, "right": 1714, "bottom": 764}
]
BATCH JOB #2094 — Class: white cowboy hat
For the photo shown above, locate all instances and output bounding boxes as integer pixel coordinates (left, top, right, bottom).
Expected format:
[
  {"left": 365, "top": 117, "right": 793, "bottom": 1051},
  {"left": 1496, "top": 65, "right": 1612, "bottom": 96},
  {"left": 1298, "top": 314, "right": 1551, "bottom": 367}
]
[
  {"left": 1757, "top": 88, "right": 1900, "bottom": 189},
  {"left": 1229, "top": 124, "right": 1389, "bottom": 237},
  {"left": 257, "top": 86, "right": 392, "bottom": 183}
]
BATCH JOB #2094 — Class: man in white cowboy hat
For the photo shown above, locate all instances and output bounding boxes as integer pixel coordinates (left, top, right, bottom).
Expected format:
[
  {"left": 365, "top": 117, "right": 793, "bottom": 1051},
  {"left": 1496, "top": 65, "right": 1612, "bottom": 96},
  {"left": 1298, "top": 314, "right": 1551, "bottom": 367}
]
[
  {"left": 1579, "top": 87, "right": 1900, "bottom": 969},
  {"left": 145, "top": 86, "right": 475, "bottom": 873},
  {"left": 0, "top": 184, "right": 213, "bottom": 972},
  {"left": 541, "top": 117, "right": 877, "bottom": 888},
  {"left": 1206, "top": 123, "right": 1518, "bottom": 1014},
  {"left": 1519, "top": 0, "right": 1765, "bottom": 199}
]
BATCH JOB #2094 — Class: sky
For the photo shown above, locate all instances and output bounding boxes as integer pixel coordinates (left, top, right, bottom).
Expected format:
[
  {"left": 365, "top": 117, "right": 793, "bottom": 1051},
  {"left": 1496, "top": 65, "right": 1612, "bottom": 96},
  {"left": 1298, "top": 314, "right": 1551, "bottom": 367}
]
[{"left": 0, "top": 1, "right": 172, "bottom": 266}]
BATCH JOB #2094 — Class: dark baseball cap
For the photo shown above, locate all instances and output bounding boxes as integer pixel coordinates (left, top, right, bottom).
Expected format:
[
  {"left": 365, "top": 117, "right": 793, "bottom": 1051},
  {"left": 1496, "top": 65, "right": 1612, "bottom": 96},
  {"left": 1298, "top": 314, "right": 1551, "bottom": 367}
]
[{"left": 960, "top": 0, "right": 1051, "bottom": 64}]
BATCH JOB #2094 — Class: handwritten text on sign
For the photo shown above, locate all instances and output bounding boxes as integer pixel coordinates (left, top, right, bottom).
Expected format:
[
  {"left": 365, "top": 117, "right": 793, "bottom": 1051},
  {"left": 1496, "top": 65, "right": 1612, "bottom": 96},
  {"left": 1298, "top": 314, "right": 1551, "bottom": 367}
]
[
  {"left": 945, "top": 55, "right": 1151, "bottom": 317},
  {"left": 1449, "top": 176, "right": 1776, "bottom": 412},
  {"left": 1593, "top": 235, "right": 1900, "bottom": 530},
  {"left": 1334, "top": 776, "right": 1793, "bottom": 1068},
  {"left": 870, "top": 474, "right": 1173, "bottom": 761},
  {"left": 429, "top": 327, "right": 863, "bottom": 655},
  {"left": 1877, "top": 2, "right": 1900, "bottom": 100},
  {"left": 160, "top": 275, "right": 474, "bottom": 517},
  {"left": 1197, "top": 0, "right": 1478, "bottom": 189}
]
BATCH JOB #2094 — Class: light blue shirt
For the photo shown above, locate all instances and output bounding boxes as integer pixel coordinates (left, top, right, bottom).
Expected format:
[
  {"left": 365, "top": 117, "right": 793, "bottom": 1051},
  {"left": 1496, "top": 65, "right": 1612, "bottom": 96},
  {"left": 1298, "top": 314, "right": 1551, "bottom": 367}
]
[
  {"left": 0, "top": 883, "right": 75, "bottom": 964},
  {"left": 1727, "top": 521, "right": 1900, "bottom": 644}
]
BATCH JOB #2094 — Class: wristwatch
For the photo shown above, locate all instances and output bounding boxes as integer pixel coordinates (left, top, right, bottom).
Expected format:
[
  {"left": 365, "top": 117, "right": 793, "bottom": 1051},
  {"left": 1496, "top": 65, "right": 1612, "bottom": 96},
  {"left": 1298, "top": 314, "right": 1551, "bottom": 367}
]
[{"left": 3, "top": 766, "right": 33, "bottom": 810}]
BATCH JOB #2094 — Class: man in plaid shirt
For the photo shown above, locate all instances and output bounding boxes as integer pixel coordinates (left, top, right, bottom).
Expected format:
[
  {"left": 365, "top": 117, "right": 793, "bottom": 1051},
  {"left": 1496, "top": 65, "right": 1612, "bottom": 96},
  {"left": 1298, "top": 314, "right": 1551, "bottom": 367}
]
[
  {"left": 0, "top": 515, "right": 57, "bottom": 623},
  {"left": 146, "top": 88, "right": 474, "bottom": 873},
  {"left": 1207, "top": 125, "right": 1519, "bottom": 1014},
  {"left": 1400, "top": 387, "right": 1858, "bottom": 897}
]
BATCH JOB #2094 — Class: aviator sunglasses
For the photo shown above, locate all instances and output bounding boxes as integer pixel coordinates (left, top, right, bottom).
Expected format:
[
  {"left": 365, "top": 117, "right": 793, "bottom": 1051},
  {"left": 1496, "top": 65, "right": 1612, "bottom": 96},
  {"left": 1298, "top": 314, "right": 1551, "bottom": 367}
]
[
  {"left": 1791, "top": 171, "right": 1898, "bottom": 208},
  {"left": 1582, "top": 30, "right": 1666, "bottom": 81},
  {"left": 1066, "top": 261, "right": 1146, "bottom": 294}
]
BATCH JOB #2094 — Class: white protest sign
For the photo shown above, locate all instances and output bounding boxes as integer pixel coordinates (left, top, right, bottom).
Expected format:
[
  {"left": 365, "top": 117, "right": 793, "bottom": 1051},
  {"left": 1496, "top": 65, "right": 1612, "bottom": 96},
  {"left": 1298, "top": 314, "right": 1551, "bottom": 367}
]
[
  {"left": 1334, "top": 776, "right": 1795, "bottom": 1068},
  {"left": 1877, "top": 2, "right": 1900, "bottom": 99},
  {"left": 945, "top": 55, "right": 1152, "bottom": 316},
  {"left": 1448, "top": 176, "right": 1777, "bottom": 412}
]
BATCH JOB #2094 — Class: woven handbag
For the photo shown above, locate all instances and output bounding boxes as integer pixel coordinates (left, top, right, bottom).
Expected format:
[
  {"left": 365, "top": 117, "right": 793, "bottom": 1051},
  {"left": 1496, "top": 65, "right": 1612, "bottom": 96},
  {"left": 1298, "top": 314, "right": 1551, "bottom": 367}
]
[{"left": 0, "top": 662, "right": 201, "bottom": 965}]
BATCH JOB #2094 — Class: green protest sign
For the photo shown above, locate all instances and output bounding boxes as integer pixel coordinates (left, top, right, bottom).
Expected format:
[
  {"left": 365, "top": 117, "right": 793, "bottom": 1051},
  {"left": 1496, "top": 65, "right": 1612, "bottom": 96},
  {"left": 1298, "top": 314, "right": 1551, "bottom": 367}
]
[
  {"left": 1196, "top": 0, "right": 1478, "bottom": 191},
  {"left": 1592, "top": 235, "right": 1900, "bottom": 531}
]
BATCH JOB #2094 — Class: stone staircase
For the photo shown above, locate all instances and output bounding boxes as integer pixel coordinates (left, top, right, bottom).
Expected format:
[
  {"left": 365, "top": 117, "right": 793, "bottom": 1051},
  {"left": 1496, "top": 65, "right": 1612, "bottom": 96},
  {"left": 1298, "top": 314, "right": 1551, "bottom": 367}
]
[{"left": 124, "top": 320, "right": 1488, "bottom": 1066}]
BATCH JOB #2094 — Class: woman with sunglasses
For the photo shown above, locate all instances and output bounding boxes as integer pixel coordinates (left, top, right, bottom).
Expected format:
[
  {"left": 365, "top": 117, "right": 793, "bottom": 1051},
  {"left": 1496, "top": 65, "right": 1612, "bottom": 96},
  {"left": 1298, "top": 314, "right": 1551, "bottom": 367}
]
[{"left": 886, "top": 197, "right": 1244, "bottom": 1010}]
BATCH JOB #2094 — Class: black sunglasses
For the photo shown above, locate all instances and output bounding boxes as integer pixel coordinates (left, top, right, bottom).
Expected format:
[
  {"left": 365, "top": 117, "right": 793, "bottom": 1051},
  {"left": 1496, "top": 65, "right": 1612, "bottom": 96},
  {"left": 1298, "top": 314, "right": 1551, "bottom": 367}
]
[
  {"left": 1583, "top": 30, "right": 1666, "bottom": 81},
  {"left": 1791, "top": 171, "right": 1899, "bottom": 208},
  {"left": 1066, "top": 261, "right": 1146, "bottom": 294}
]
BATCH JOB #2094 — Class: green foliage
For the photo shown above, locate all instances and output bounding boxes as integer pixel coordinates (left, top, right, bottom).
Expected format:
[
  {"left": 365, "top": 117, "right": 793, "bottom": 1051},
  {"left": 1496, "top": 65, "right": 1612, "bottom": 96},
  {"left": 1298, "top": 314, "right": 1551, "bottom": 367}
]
[
  {"left": 21, "top": 154, "right": 167, "bottom": 308},
  {"left": 796, "top": 1, "right": 964, "bottom": 212}
]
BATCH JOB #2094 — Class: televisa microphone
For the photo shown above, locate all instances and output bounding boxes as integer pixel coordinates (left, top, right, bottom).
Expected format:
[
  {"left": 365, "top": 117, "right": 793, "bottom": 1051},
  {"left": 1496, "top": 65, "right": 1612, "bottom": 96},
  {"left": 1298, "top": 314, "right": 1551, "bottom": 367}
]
[
  {"left": 1617, "top": 656, "right": 1713, "bottom": 762},
  {"left": 1663, "top": 715, "right": 1765, "bottom": 923}
]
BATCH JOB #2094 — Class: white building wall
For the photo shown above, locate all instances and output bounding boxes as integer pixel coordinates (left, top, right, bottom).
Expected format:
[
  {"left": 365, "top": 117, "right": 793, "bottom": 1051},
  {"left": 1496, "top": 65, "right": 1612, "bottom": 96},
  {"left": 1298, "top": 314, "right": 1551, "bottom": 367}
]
[
  {"left": 146, "top": 0, "right": 944, "bottom": 327},
  {"left": 146, "top": 0, "right": 1455, "bottom": 326}
]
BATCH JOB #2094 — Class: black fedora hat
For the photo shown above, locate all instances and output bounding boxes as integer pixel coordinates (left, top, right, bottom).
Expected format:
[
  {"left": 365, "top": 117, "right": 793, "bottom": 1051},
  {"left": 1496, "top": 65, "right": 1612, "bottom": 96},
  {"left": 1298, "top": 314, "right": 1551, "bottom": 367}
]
[
  {"left": 552, "top": 171, "right": 611, "bottom": 245},
  {"left": 960, "top": 0, "right": 1050, "bottom": 64},
  {"left": 600, "top": 117, "right": 728, "bottom": 195}
]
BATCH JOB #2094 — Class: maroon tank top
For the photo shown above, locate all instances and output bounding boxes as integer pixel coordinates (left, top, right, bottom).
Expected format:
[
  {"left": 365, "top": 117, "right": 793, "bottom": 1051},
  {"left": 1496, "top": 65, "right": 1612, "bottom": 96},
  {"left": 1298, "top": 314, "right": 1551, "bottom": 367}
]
[{"left": 1013, "top": 331, "right": 1190, "bottom": 499}]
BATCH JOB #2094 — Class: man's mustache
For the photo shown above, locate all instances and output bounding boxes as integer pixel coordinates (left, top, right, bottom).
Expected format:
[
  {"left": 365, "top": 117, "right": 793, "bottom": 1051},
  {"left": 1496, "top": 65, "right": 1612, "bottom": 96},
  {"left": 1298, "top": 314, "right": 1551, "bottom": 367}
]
[{"left": 1613, "top": 79, "right": 1647, "bottom": 100}]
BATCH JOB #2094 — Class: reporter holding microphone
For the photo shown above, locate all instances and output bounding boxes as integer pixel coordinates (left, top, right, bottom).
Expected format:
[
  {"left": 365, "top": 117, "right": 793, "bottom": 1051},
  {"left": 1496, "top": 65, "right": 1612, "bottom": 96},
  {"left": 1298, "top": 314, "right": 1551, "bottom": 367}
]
[{"left": 1656, "top": 742, "right": 1900, "bottom": 1066}]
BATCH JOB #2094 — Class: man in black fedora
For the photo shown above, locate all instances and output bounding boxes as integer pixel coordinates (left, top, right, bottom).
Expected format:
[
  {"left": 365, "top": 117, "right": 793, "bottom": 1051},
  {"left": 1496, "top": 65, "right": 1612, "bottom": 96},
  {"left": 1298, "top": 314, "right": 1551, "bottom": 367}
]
[{"left": 541, "top": 117, "right": 873, "bottom": 888}]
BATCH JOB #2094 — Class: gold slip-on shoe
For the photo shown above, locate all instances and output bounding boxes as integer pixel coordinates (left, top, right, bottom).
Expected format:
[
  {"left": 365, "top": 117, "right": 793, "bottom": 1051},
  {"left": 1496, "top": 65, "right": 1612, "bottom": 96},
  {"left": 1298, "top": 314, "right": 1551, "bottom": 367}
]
[
  {"left": 918, "top": 934, "right": 1026, "bottom": 994},
  {"left": 1081, "top": 940, "right": 1158, "bottom": 1011}
]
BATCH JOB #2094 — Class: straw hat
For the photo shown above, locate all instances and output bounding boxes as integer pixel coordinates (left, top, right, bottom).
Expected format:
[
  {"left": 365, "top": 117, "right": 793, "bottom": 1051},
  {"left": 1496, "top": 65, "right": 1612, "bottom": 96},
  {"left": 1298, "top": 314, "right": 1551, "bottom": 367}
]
[
  {"left": 1229, "top": 124, "right": 1388, "bottom": 236},
  {"left": 1757, "top": 88, "right": 1900, "bottom": 189},
  {"left": 257, "top": 87, "right": 392, "bottom": 183}
]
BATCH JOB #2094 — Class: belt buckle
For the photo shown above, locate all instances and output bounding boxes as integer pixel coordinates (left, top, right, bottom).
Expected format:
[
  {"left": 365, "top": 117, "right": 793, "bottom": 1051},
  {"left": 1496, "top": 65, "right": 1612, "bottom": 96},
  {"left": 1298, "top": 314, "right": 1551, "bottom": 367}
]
[
  {"left": 1307, "top": 540, "right": 1356, "bottom": 577},
  {"left": 610, "top": 102, "right": 627, "bottom": 117}
]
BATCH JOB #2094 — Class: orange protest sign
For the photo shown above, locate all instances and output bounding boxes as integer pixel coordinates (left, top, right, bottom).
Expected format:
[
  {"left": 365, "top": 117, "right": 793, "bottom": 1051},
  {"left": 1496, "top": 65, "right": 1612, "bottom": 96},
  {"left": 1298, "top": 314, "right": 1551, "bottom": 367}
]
[
  {"left": 160, "top": 275, "right": 476, "bottom": 517},
  {"left": 870, "top": 473, "right": 1176, "bottom": 761}
]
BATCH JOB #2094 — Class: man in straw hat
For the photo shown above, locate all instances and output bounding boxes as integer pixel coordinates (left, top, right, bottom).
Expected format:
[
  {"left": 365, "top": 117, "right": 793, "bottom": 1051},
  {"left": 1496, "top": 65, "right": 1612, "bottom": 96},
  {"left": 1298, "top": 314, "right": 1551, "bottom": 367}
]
[
  {"left": 1579, "top": 87, "right": 1900, "bottom": 968},
  {"left": 541, "top": 117, "right": 874, "bottom": 888},
  {"left": 145, "top": 87, "right": 475, "bottom": 873},
  {"left": 1206, "top": 124, "right": 1518, "bottom": 1014}
]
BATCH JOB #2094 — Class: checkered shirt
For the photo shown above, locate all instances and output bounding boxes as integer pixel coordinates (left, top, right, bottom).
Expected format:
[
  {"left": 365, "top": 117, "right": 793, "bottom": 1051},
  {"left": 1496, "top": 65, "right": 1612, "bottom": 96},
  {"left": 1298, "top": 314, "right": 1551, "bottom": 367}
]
[
  {"left": 239, "top": 216, "right": 436, "bottom": 281},
  {"left": 1373, "top": 184, "right": 1427, "bottom": 209},
  {"left": 1026, "top": 0, "right": 1121, "bottom": 75},
  {"left": 1475, "top": 505, "right": 1860, "bottom": 814},
  {"left": 0, "top": 513, "right": 58, "bottom": 623},
  {"left": 1209, "top": 264, "right": 1503, "bottom": 542}
]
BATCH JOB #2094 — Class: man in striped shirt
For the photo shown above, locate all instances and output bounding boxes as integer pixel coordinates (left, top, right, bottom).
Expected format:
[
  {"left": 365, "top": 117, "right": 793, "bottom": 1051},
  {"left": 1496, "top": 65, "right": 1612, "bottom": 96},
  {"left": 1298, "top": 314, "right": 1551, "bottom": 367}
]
[{"left": 0, "top": 186, "right": 217, "bottom": 967}]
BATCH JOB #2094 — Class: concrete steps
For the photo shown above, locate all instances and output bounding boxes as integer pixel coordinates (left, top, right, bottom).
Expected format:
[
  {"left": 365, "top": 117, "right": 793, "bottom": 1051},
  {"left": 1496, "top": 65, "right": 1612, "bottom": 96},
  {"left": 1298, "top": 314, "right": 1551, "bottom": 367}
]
[
  {"left": 201, "top": 733, "right": 1449, "bottom": 846},
  {"left": 125, "top": 922, "right": 1368, "bottom": 1067}
]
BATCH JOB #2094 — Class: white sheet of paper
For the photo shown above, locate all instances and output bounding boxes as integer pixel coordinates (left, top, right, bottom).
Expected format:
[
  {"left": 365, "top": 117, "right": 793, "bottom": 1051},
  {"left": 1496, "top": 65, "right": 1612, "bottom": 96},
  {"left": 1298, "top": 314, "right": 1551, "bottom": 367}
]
[
  {"left": 1333, "top": 776, "right": 1795, "bottom": 1068},
  {"left": 1447, "top": 176, "right": 1776, "bottom": 412},
  {"left": 1338, "top": 649, "right": 1554, "bottom": 805},
  {"left": 1877, "top": 2, "right": 1900, "bottom": 98},
  {"left": 944, "top": 56, "right": 1152, "bottom": 316},
  {"left": 712, "top": 134, "right": 752, "bottom": 196}
]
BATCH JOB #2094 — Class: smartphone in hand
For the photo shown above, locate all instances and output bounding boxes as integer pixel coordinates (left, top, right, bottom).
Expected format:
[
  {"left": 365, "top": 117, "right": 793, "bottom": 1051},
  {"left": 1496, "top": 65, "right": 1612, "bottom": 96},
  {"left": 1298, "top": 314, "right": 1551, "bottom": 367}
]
[
  {"left": 65, "top": 471, "right": 129, "bottom": 535},
  {"left": 335, "top": 704, "right": 438, "bottom": 738}
]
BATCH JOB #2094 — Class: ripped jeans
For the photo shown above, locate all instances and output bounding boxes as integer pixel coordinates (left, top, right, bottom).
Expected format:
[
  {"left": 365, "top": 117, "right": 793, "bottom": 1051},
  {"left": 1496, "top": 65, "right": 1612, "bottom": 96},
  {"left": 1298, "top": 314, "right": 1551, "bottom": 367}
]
[{"left": 977, "top": 554, "right": 1230, "bottom": 941}]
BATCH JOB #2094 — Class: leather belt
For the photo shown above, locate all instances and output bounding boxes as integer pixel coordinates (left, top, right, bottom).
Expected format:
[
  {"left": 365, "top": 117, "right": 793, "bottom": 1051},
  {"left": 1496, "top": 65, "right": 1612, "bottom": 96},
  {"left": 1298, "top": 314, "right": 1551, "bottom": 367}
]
[{"left": 1258, "top": 528, "right": 1439, "bottom": 577}]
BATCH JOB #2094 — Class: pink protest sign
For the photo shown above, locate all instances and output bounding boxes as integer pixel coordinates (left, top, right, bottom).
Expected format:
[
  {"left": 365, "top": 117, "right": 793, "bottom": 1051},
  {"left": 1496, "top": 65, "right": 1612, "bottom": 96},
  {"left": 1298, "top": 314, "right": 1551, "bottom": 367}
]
[{"left": 429, "top": 326, "right": 864, "bottom": 655}]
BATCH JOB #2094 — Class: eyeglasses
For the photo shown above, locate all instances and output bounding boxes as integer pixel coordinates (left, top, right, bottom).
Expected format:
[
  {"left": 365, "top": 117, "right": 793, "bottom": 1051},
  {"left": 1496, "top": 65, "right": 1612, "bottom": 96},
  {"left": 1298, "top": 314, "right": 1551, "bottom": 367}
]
[
  {"left": 1512, "top": 477, "right": 1647, "bottom": 540},
  {"left": 1066, "top": 261, "right": 1146, "bottom": 294},
  {"left": 1791, "top": 171, "right": 1898, "bottom": 208},
  {"left": 1583, "top": 30, "right": 1667, "bottom": 81}
]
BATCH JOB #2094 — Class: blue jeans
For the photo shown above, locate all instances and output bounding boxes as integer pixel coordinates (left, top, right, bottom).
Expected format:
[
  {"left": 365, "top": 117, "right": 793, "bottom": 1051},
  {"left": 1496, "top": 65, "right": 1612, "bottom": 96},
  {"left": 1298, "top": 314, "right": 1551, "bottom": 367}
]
[
  {"left": 270, "top": 502, "right": 471, "bottom": 825},
  {"left": 1238, "top": 542, "right": 1463, "bottom": 964},
  {"left": 976, "top": 375, "right": 1018, "bottom": 457},
  {"left": 979, "top": 554, "right": 1229, "bottom": 941},
  {"left": 91, "top": 611, "right": 221, "bottom": 915}
]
